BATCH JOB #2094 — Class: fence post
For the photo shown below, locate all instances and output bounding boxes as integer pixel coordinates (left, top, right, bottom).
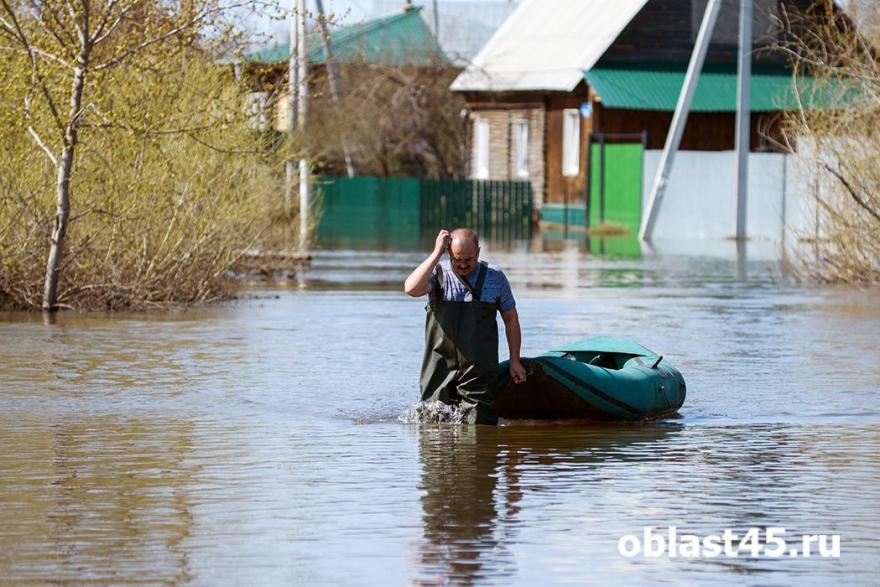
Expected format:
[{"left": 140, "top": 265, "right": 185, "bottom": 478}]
[
  {"left": 599, "top": 133, "right": 607, "bottom": 225},
  {"left": 585, "top": 135, "right": 593, "bottom": 230}
]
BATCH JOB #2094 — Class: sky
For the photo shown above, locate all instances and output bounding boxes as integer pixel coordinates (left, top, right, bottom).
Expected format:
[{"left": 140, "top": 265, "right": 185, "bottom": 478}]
[
  {"left": 239, "top": 0, "right": 519, "bottom": 49},
  {"left": 237, "top": 0, "right": 873, "bottom": 54}
]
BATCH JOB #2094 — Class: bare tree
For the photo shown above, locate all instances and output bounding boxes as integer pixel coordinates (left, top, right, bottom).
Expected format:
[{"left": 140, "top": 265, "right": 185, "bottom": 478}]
[
  {"left": 777, "top": 0, "right": 880, "bottom": 283},
  {"left": 314, "top": 0, "right": 355, "bottom": 177},
  {"left": 307, "top": 59, "right": 468, "bottom": 179}
]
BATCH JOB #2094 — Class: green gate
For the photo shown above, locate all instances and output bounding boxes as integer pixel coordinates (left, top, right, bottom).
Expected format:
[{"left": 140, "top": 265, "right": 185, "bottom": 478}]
[{"left": 587, "top": 133, "right": 646, "bottom": 233}]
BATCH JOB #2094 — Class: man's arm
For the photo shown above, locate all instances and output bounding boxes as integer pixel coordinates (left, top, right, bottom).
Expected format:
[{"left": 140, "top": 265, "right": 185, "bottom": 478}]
[
  {"left": 501, "top": 308, "right": 527, "bottom": 383},
  {"left": 404, "top": 229, "right": 450, "bottom": 297}
]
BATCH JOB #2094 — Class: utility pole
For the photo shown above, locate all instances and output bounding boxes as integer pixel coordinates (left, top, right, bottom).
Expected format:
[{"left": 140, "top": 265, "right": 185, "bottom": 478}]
[
  {"left": 640, "top": 0, "right": 722, "bottom": 241},
  {"left": 315, "top": 0, "right": 355, "bottom": 177},
  {"left": 285, "top": 1, "right": 300, "bottom": 213},
  {"left": 735, "top": 0, "right": 752, "bottom": 242},
  {"left": 296, "top": 0, "right": 310, "bottom": 250}
]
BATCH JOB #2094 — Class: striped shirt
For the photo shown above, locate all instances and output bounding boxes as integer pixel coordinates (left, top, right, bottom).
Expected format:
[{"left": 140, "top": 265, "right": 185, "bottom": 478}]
[{"left": 427, "top": 259, "right": 516, "bottom": 312}]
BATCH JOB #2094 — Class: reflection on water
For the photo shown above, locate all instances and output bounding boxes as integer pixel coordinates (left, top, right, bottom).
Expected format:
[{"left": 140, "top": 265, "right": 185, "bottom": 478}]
[
  {"left": 0, "top": 416, "right": 195, "bottom": 584},
  {"left": 415, "top": 424, "right": 679, "bottom": 585},
  {"left": 417, "top": 425, "right": 514, "bottom": 585},
  {"left": 1, "top": 240, "right": 879, "bottom": 585},
  {"left": 413, "top": 421, "right": 880, "bottom": 585}
]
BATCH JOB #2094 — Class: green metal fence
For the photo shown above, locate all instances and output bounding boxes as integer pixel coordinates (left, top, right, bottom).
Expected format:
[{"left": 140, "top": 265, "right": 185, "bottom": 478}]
[
  {"left": 419, "top": 179, "right": 533, "bottom": 241},
  {"left": 315, "top": 176, "right": 421, "bottom": 248},
  {"left": 316, "top": 176, "right": 533, "bottom": 247}
]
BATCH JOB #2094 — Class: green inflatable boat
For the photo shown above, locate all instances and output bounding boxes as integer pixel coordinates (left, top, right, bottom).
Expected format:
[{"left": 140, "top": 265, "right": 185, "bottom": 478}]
[{"left": 495, "top": 337, "right": 686, "bottom": 421}]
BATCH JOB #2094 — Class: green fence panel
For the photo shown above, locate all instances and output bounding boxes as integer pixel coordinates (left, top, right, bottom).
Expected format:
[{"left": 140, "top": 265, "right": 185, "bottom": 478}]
[
  {"left": 418, "top": 178, "right": 533, "bottom": 241},
  {"left": 588, "top": 143, "right": 643, "bottom": 232},
  {"left": 317, "top": 176, "right": 421, "bottom": 247},
  {"left": 317, "top": 176, "right": 533, "bottom": 247}
]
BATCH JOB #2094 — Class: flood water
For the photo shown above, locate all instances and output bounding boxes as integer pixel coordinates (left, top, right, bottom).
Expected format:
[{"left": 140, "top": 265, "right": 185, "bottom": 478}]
[{"left": 1, "top": 237, "right": 879, "bottom": 585}]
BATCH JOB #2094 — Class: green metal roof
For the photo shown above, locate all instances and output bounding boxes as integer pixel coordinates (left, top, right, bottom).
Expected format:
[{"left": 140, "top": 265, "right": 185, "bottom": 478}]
[
  {"left": 242, "top": 7, "right": 445, "bottom": 66},
  {"left": 585, "top": 64, "right": 824, "bottom": 112}
]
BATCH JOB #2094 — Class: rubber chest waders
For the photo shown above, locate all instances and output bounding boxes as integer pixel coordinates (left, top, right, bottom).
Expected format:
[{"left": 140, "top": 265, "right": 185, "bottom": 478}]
[{"left": 419, "top": 261, "right": 500, "bottom": 425}]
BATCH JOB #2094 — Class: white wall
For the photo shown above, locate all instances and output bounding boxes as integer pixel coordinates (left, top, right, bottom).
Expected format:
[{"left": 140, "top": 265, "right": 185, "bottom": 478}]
[{"left": 641, "top": 150, "right": 814, "bottom": 242}]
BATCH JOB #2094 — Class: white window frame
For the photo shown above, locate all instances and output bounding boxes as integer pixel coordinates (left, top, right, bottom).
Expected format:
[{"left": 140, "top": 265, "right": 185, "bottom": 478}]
[
  {"left": 473, "top": 118, "right": 490, "bottom": 179},
  {"left": 513, "top": 119, "right": 529, "bottom": 178},
  {"left": 562, "top": 109, "right": 581, "bottom": 176}
]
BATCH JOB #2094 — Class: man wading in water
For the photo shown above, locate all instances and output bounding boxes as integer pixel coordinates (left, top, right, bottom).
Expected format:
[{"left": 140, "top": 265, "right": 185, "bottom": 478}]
[{"left": 405, "top": 228, "right": 526, "bottom": 424}]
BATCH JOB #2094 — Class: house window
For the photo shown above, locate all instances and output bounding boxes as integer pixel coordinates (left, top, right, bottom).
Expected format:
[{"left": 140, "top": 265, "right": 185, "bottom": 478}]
[
  {"left": 513, "top": 120, "right": 529, "bottom": 178},
  {"left": 562, "top": 109, "right": 580, "bottom": 176},
  {"left": 474, "top": 118, "right": 490, "bottom": 179}
]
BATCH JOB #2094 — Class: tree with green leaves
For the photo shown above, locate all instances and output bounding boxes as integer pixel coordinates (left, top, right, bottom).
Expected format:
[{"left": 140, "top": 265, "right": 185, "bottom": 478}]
[{"left": 1, "top": 0, "right": 290, "bottom": 310}]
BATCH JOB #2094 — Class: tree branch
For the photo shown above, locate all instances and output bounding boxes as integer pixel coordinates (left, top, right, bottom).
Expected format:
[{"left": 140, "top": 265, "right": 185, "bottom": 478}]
[
  {"left": 2, "top": 0, "right": 67, "bottom": 134},
  {"left": 6, "top": 44, "right": 74, "bottom": 68},
  {"left": 92, "top": 2, "right": 250, "bottom": 71},
  {"left": 91, "top": 0, "right": 144, "bottom": 46},
  {"left": 822, "top": 161, "right": 880, "bottom": 224},
  {"left": 27, "top": 125, "right": 58, "bottom": 166},
  {"left": 34, "top": 1, "right": 81, "bottom": 57},
  {"left": 63, "top": 0, "right": 86, "bottom": 43}
]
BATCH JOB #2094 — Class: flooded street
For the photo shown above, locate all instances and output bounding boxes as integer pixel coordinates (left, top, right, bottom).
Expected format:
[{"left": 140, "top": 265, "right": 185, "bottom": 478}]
[{"left": 1, "top": 239, "right": 879, "bottom": 585}]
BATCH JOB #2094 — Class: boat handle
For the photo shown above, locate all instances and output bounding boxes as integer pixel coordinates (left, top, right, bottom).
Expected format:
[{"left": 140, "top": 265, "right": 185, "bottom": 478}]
[{"left": 651, "top": 355, "right": 663, "bottom": 369}]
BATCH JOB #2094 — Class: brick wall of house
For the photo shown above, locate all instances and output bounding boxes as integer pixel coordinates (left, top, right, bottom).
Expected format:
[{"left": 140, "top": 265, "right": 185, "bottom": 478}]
[
  {"left": 484, "top": 110, "right": 510, "bottom": 179},
  {"left": 507, "top": 108, "right": 545, "bottom": 209},
  {"left": 469, "top": 106, "right": 546, "bottom": 208}
]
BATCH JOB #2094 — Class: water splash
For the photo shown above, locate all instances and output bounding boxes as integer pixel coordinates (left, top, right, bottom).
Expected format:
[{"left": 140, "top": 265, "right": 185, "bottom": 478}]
[{"left": 398, "top": 401, "right": 466, "bottom": 424}]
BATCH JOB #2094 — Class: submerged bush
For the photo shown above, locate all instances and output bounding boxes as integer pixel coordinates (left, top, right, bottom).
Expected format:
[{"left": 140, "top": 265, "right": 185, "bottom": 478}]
[{"left": 781, "top": 1, "right": 880, "bottom": 283}]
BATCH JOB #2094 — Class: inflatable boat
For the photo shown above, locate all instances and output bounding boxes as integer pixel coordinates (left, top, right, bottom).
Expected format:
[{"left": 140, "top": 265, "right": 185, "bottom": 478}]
[{"left": 495, "top": 337, "right": 686, "bottom": 421}]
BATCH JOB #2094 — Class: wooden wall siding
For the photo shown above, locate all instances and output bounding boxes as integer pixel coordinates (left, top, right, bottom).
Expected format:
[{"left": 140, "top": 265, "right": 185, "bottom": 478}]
[
  {"left": 597, "top": 0, "right": 821, "bottom": 66},
  {"left": 593, "top": 102, "right": 785, "bottom": 152},
  {"left": 468, "top": 105, "right": 546, "bottom": 207},
  {"left": 545, "top": 93, "right": 591, "bottom": 206}
]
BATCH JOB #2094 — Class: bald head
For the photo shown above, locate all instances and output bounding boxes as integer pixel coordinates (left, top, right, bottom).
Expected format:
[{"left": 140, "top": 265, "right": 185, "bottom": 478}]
[
  {"left": 451, "top": 228, "right": 479, "bottom": 250},
  {"left": 449, "top": 228, "right": 481, "bottom": 277}
]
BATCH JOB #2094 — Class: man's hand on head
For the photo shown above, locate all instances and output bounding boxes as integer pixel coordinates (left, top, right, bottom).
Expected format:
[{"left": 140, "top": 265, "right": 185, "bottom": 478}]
[{"left": 434, "top": 229, "right": 451, "bottom": 256}]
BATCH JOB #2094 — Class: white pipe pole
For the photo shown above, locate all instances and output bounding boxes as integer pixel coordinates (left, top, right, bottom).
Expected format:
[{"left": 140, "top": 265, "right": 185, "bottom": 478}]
[
  {"left": 639, "top": 0, "right": 723, "bottom": 241},
  {"left": 296, "top": 0, "right": 310, "bottom": 250},
  {"left": 735, "top": 0, "right": 752, "bottom": 241},
  {"left": 285, "top": 2, "right": 299, "bottom": 212}
]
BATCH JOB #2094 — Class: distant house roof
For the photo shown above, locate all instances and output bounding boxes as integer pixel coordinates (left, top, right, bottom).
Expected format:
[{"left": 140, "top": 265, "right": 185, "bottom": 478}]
[
  {"left": 243, "top": 6, "right": 446, "bottom": 66},
  {"left": 370, "top": 0, "right": 517, "bottom": 66},
  {"left": 585, "top": 64, "right": 835, "bottom": 112},
  {"left": 451, "top": 0, "right": 649, "bottom": 92}
]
